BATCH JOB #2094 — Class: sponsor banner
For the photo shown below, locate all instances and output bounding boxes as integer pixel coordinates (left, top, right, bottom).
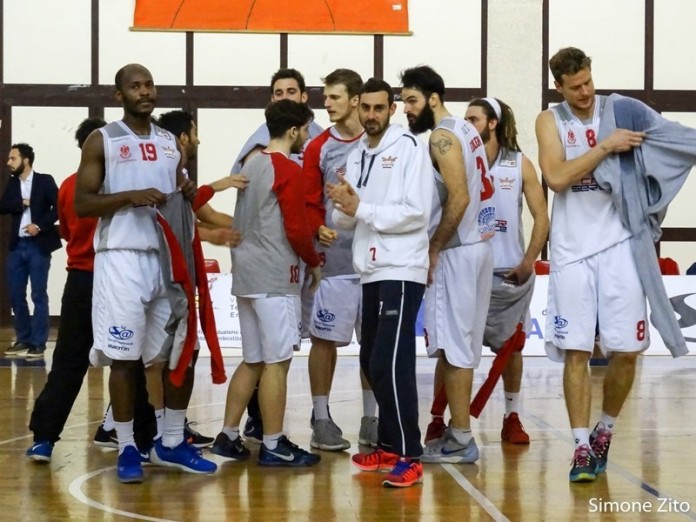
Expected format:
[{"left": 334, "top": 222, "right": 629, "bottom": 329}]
[{"left": 198, "top": 275, "right": 696, "bottom": 357}]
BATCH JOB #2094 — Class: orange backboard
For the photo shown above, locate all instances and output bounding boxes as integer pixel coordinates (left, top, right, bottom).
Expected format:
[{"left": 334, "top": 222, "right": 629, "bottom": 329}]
[{"left": 133, "top": 0, "right": 410, "bottom": 35}]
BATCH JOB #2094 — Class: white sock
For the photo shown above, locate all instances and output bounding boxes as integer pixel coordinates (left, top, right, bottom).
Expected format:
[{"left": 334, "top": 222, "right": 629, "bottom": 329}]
[
  {"left": 102, "top": 405, "right": 115, "bottom": 431},
  {"left": 162, "top": 408, "right": 187, "bottom": 449},
  {"left": 572, "top": 428, "right": 591, "bottom": 448},
  {"left": 312, "top": 396, "right": 330, "bottom": 420},
  {"left": 263, "top": 432, "right": 283, "bottom": 450},
  {"left": 504, "top": 392, "right": 520, "bottom": 417},
  {"left": 450, "top": 427, "right": 473, "bottom": 446},
  {"left": 222, "top": 426, "right": 240, "bottom": 440},
  {"left": 362, "top": 390, "right": 377, "bottom": 418},
  {"left": 154, "top": 408, "right": 164, "bottom": 441},
  {"left": 114, "top": 420, "right": 136, "bottom": 454},
  {"left": 598, "top": 412, "right": 617, "bottom": 433}
]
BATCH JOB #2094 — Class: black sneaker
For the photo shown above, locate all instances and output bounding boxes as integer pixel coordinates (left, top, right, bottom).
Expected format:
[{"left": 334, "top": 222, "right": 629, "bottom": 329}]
[
  {"left": 258, "top": 436, "right": 321, "bottom": 467},
  {"left": 244, "top": 416, "right": 263, "bottom": 444},
  {"left": 185, "top": 420, "right": 214, "bottom": 448},
  {"left": 4, "top": 342, "right": 30, "bottom": 357},
  {"left": 25, "top": 345, "right": 46, "bottom": 359},
  {"left": 211, "top": 433, "right": 250, "bottom": 461},
  {"left": 94, "top": 425, "right": 118, "bottom": 448}
]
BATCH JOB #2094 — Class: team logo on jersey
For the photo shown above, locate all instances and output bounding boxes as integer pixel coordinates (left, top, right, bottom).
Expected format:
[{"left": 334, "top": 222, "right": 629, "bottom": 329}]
[
  {"left": 495, "top": 219, "right": 508, "bottom": 233},
  {"left": 567, "top": 130, "right": 577, "bottom": 145},
  {"left": 499, "top": 176, "right": 515, "bottom": 190},
  {"left": 381, "top": 155, "right": 397, "bottom": 169},
  {"left": 316, "top": 308, "right": 336, "bottom": 323},
  {"left": 161, "top": 145, "right": 177, "bottom": 159},
  {"left": 554, "top": 316, "right": 569, "bottom": 329},
  {"left": 119, "top": 145, "right": 131, "bottom": 159},
  {"left": 109, "top": 325, "right": 134, "bottom": 341},
  {"left": 326, "top": 151, "right": 345, "bottom": 163},
  {"left": 478, "top": 206, "right": 496, "bottom": 239},
  {"left": 500, "top": 159, "right": 517, "bottom": 167}
]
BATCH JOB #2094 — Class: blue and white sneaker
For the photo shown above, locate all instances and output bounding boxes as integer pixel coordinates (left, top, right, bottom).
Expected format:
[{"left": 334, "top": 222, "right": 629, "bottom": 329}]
[
  {"left": 117, "top": 446, "right": 144, "bottom": 483},
  {"left": 150, "top": 439, "right": 217, "bottom": 474},
  {"left": 420, "top": 428, "right": 479, "bottom": 464},
  {"left": 243, "top": 416, "right": 263, "bottom": 444},
  {"left": 259, "top": 436, "right": 321, "bottom": 467},
  {"left": 26, "top": 441, "right": 53, "bottom": 463}
]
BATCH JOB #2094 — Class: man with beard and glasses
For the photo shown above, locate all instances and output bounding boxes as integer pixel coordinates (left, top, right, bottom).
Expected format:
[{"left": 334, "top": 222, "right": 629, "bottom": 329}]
[
  {"left": 327, "top": 78, "right": 432, "bottom": 488},
  {"left": 76, "top": 64, "right": 217, "bottom": 483},
  {"left": 400, "top": 65, "right": 496, "bottom": 465},
  {"left": 212, "top": 99, "right": 323, "bottom": 467},
  {"left": 423, "top": 97, "right": 549, "bottom": 446},
  {"left": 1, "top": 144, "right": 62, "bottom": 359}
]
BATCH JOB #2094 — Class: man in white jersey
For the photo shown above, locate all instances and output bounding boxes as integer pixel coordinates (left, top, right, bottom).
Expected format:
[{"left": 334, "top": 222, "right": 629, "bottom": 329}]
[
  {"left": 75, "top": 64, "right": 217, "bottom": 483},
  {"left": 535, "top": 47, "right": 646, "bottom": 483},
  {"left": 303, "top": 69, "right": 379, "bottom": 451},
  {"left": 231, "top": 68, "right": 323, "bottom": 442},
  {"left": 423, "top": 97, "right": 549, "bottom": 445},
  {"left": 400, "top": 66, "right": 495, "bottom": 464}
]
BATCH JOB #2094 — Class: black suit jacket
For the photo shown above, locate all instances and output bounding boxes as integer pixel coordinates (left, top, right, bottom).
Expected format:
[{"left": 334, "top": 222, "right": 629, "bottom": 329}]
[{"left": 0, "top": 171, "right": 62, "bottom": 255}]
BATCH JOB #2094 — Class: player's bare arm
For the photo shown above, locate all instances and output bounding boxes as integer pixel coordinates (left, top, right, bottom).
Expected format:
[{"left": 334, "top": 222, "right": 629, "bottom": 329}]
[
  {"left": 428, "top": 128, "right": 469, "bottom": 284},
  {"left": 505, "top": 155, "right": 549, "bottom": 285},
  {"left": 536, "top": 110, "right": 645, "bottom": 193},
  {"left": 75, "top": 131, "right": 166, "bottom": 217}
]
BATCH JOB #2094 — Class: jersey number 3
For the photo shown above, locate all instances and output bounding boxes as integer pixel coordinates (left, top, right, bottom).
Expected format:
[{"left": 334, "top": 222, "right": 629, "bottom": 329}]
[{"left": 476, "top": 156, "right": 495, "bottom": 201}]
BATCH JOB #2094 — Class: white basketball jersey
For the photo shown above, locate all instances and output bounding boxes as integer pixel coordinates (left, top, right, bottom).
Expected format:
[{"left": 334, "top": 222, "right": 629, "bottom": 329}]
[
  {"left": 549, "top": 97, "right": 630, "bottom": 267},
  {"left": 490, "top": 150, "right": 524, "bottom": 269},
  {"left": 429, "top": 116, "right": 496, "bottom": 248},
  {"left": 95, "top": 120, "right": 179, "bottom": 252}
]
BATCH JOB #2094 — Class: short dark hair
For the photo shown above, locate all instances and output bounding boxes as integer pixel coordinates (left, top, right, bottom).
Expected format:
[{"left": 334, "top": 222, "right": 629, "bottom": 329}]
[
  {"left": 400, "top": 65, "right": 446, "bottom": 102},
  {"left": 322, "top": 69, "right": 363, "bottom": 98},
  {"left": 270, "top": 68, "right": 307, "bottom": 93},
  {"left": 11, "top": 143, "right": 34, "bottom": 166},
  {"left": 549, "top": 47, "right": 592, "bottom": 84},
  {"left": 265, "top": 100, "right": 314, "bottom": 139},
  {"left": 360, "top": 78, "right": 394, "bottom": 106},
  {"left": 75, "top": 118, "right": 106, "bottom": 149},
  {"left": 156, "top": 110, "right": 194, "bottom": 138}
]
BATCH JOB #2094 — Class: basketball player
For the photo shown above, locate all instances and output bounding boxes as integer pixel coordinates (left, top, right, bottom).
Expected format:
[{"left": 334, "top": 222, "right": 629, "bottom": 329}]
[
  {"left": 328, "top": 78, "right": 433, "bottom": 488},
  {"left": 536, "top": 47, "right": 646, "bottom": 482},
  {"left": 400, "top": 65, "right": 495, "bottom": 464},
  {"left": 75, "top": 64, "right": 217, "bottom": 483},
  {"left": 303, "top": 68, "right": 379, "bottom": 451},
  {"left": 211, "top": 99, "right": 322, "bottom": 467},
  {"left": 423, "top": 97, "right": 549, "bottom": 445}
]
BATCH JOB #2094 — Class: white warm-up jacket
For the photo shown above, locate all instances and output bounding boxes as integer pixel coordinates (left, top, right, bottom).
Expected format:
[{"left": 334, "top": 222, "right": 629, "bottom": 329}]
[{"left": 332, "top": 124, "right": 433, "bottom": 285}]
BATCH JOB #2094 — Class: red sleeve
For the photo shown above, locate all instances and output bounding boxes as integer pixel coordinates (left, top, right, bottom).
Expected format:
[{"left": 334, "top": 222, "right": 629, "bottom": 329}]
[
  {"left": 192, "top": 184, "right": 214, "bottom": 212},
  {"left": 58, "top": 174, "right": 76, "bottom": 241},
  {"left": 271, "top": 154, "right": 321, "bottom": 268},
  {"left": 302, "top": 133, "right": 329, "bottom": 235}
]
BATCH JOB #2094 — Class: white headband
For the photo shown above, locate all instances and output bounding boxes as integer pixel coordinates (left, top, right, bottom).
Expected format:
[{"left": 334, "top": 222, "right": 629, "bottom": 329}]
[{"left": 483, "top": 97, "right": 502, "bottom": 120}]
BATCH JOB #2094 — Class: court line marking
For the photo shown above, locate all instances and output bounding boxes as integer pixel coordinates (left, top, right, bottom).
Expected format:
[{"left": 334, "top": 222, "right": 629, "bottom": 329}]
[
  {"left": 69, "top": 467, "right": 179, "bottom": 522},
  {"left": 523, "top": 409, "right": 696, "bottom": 521},
  {"left": 441, "top": 463, "right": 511, "bottom": 522}
]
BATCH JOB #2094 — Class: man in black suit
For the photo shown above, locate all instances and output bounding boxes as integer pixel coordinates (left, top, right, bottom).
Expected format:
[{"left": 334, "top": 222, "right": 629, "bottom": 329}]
[{"left": 1, "top": 143, "right": 62, "bottom": 358}]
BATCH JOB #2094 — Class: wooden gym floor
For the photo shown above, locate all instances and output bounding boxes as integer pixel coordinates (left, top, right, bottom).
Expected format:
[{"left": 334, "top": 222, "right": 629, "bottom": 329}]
[{"left": 1, "top": 340, "right": 695, "bottom": 521}]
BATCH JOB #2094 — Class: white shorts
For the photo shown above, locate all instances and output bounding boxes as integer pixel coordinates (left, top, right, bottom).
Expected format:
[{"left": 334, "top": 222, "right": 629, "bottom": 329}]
[
  {"left": 545, "top": 239, "right": 648, "bottom": 362},
  {"left": 237, "top": 295, "right": 300, "bottom": 364},
  {"left": 91, "top": 250, "right": 171, "bottom": 366},
  {"left": 424, "top": 242, "right": 493, "bottom": 369},
  {"left": 308, "top": 276, "right": 361, "bottom": 345}
]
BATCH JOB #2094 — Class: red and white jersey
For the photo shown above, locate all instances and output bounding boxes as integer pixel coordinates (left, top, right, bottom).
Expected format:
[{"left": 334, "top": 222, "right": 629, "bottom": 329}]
[
  {"left": 490, "top": 150, "right": 524, "bottom": 269},
  {"left": 95, "top": 121, "right": 178, "bottom": 252},
  {"left": 430, "top": 116, "right": 496, "bottom": 248},
  {"left": 549, "top": 96, "right": 630, "bottom": 268}
]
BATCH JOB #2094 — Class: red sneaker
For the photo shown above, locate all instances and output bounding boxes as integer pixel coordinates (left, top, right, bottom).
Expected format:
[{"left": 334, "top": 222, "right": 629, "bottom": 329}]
[
  {"left": 501, "top": 413, "right": 530, "bottom": 444},
  {"left": 382, "top": 459, "right": 424, "bottom": 488},
  {"left": 424, "top": 417, "right": 447, "bottom": 443},
  {"left": 352, "top": 449, "right": 400, "bottom": 472}
]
